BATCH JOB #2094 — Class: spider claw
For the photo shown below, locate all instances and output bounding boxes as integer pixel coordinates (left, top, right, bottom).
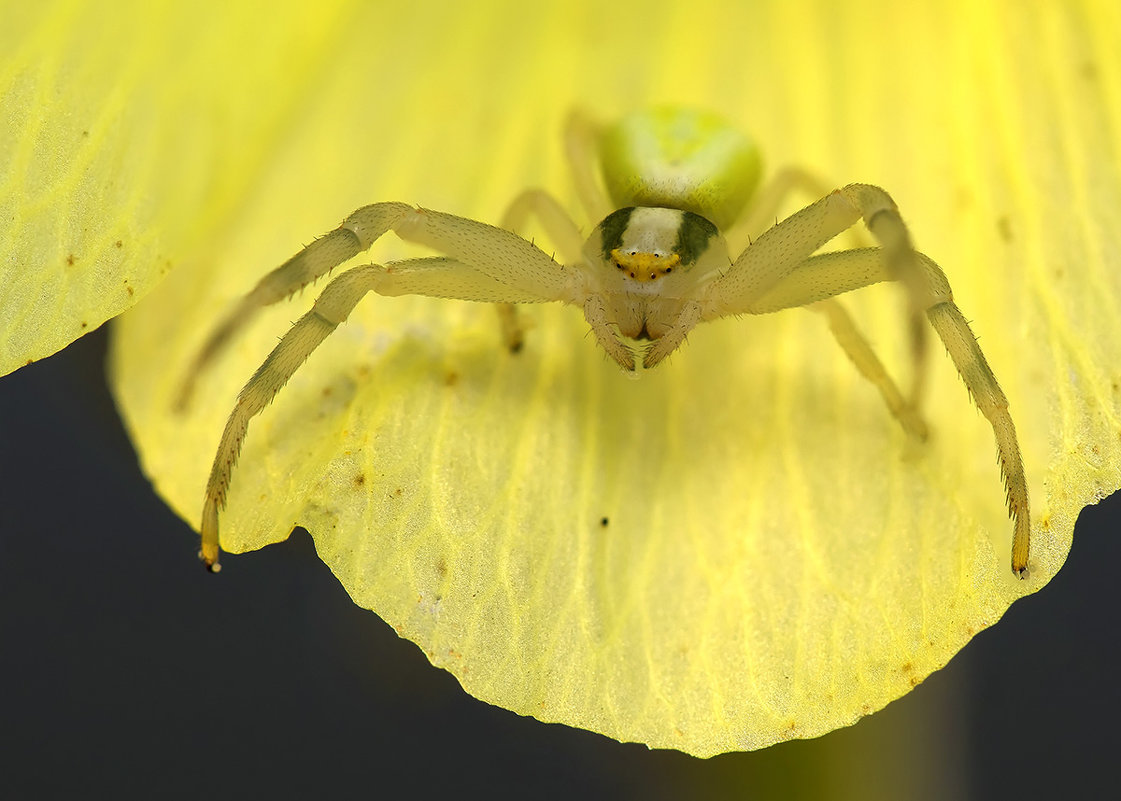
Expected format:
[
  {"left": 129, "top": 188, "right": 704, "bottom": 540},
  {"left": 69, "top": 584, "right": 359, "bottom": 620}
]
[{"left": 198, "top": 548, "right": 222, "bottom": 573}]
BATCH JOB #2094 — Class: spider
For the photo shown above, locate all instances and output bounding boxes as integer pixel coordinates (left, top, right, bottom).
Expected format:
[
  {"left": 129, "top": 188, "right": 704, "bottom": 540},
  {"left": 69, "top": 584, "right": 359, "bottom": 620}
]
[{"left": 180, "top": 107, "right": 1030, "bottom": 577}]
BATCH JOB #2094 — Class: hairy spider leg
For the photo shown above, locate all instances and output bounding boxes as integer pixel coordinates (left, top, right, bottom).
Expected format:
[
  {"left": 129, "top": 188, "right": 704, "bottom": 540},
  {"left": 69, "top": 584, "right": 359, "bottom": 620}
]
[
  {"left": 563, "top": 109, "right": 613, "bottom": 224},
  {"left": 176, "top": 199, "right": 586, "bottom": 410},
  {"left": 718, "top": 236, "right": 1030, "bottom": 575},
  {"left": 199, "top": 250, "right": 571, "bottom": 570},
  {"left": 175, "top": 202, "right": 414, "bottom": 410},
  {"left": 495, "top": 188, "right": 586, "bottom": 352},
  {"left": 738, "top": 168, "right": 930, "bottom": 417}
]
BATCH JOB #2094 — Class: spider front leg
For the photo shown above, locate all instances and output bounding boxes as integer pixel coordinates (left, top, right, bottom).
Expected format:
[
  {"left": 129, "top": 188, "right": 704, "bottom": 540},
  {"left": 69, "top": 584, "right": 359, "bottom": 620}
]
[
  {"left": 197, "top": 208, "right": 579, "bottom": 570},
  {"left": 199, "top": 250, "right": 567, "bottom": 571},
  {"left": 719, "top": 244, "right": 1030, "bottom": 576},
  {"left": 710, "top": 186, "right": 932, "bottom": 402},
  {"left": 177, "top": 202, "right": 582, "bottom": 409},
  {"left": 175, "top": 202, "right": 414, "bottom": 410}
]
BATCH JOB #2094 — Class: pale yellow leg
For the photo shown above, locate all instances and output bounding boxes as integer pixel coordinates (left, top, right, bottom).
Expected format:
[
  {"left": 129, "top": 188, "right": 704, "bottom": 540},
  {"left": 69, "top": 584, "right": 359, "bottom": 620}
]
[
  {"left": 740, "top": 244, "right": 1030, "bottom": 575},
  {"left": 200, "top": 255, "right": 564, "bottom": 570},
  {"left": 178, "top": 201, "right": 579, "bottom": 411},
  {"left": 837, "top": 184, "right": 930, "bottom": 412},
  {"left": 748, "top": 248, "right": 926, "bottom": 438},
  {"left": 926, "top": 301, "right": 1030, "bottom": 575},
  {"left": 642, "top": 302, "right": 703, "bottom": 370},
  {"left": 200, "top": 265, "right": 383, "bottom": 571},
  {"left": 499, "top": 189, "right": 585, "bottom": 260},
  {"left": 812, "top": 299, "right": 928, "bottom": 440},
  {"left": 495, "top": 188, "right": 586, "bottom": 352},
  {"left": 176, "top": 202, "right": 412, "bottom": 411},
  {"left": 563, "top": 109, "right": 612, "bottom": 224},
  {"left": 739, "top": 167, "right": 838, "bottom": 241},
  {"left": 582, "top": 294, "right": 634, "bottom": 371}
]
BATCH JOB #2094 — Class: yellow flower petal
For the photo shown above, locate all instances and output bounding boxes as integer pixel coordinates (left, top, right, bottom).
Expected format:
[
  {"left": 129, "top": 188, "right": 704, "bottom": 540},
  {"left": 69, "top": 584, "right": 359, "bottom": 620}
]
[
  {"left": 110, "top": 0, "right": 1117, "bottom": 755},
  {"left": 0, "top": 0, "right": 351, "bottom": 375}
]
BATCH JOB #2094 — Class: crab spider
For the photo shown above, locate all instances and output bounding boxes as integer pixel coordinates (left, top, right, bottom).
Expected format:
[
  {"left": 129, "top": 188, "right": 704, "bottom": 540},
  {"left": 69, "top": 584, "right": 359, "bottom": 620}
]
[{"left": 182, "top": 107, "right": 1030, "bottom": 577}]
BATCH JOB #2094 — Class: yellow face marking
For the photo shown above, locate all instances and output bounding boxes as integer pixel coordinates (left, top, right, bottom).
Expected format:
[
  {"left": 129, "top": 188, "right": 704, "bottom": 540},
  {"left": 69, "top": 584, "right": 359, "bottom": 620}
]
[{"left": 610, "top": 248, "right": 681, "bottom": 281}]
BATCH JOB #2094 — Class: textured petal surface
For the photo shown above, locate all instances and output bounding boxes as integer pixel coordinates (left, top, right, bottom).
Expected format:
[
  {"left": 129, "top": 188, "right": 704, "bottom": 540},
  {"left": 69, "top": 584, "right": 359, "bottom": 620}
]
[
  {"left": 0, "top": 0, "right": 349, "bottom": 375},
  {"left": 111, "top": 0, "right": 1118, "bottom": 755}
]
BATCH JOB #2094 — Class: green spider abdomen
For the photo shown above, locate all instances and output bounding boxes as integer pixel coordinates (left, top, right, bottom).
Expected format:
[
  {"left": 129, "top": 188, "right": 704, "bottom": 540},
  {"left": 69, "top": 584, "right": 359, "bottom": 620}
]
[{"left": 599, "top": 107, "right": 762, "bottom": 231}]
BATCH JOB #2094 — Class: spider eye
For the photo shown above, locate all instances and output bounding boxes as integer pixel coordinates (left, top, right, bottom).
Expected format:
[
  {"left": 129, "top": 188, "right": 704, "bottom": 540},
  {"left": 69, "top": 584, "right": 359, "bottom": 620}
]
[{"left": 609, "top": 247, "right": 681, "bottom": 281}]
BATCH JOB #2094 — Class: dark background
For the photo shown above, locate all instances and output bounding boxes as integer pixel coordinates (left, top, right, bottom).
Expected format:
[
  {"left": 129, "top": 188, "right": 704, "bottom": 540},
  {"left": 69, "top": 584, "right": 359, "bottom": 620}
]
[{"left": 2, "top": 325, "right": 1117, "bottom": 800}]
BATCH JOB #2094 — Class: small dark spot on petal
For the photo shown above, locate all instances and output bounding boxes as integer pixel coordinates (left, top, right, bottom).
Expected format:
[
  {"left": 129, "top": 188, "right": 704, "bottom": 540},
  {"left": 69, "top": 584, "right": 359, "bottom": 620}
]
[
  {"left": 600, "top": 517, "right": 609, "bottom": 527},
  {"left": 80, "top": 321, "right": 88, "bottom": 329},
  {"left": 66, "top": 254, "right": 75, "bottom": 266},
  {"left": 114, "top": 240, "right": 122, "bottom": 248},
  {"left": 353, "top": 472, "right": 365, "bottom": 487}
]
